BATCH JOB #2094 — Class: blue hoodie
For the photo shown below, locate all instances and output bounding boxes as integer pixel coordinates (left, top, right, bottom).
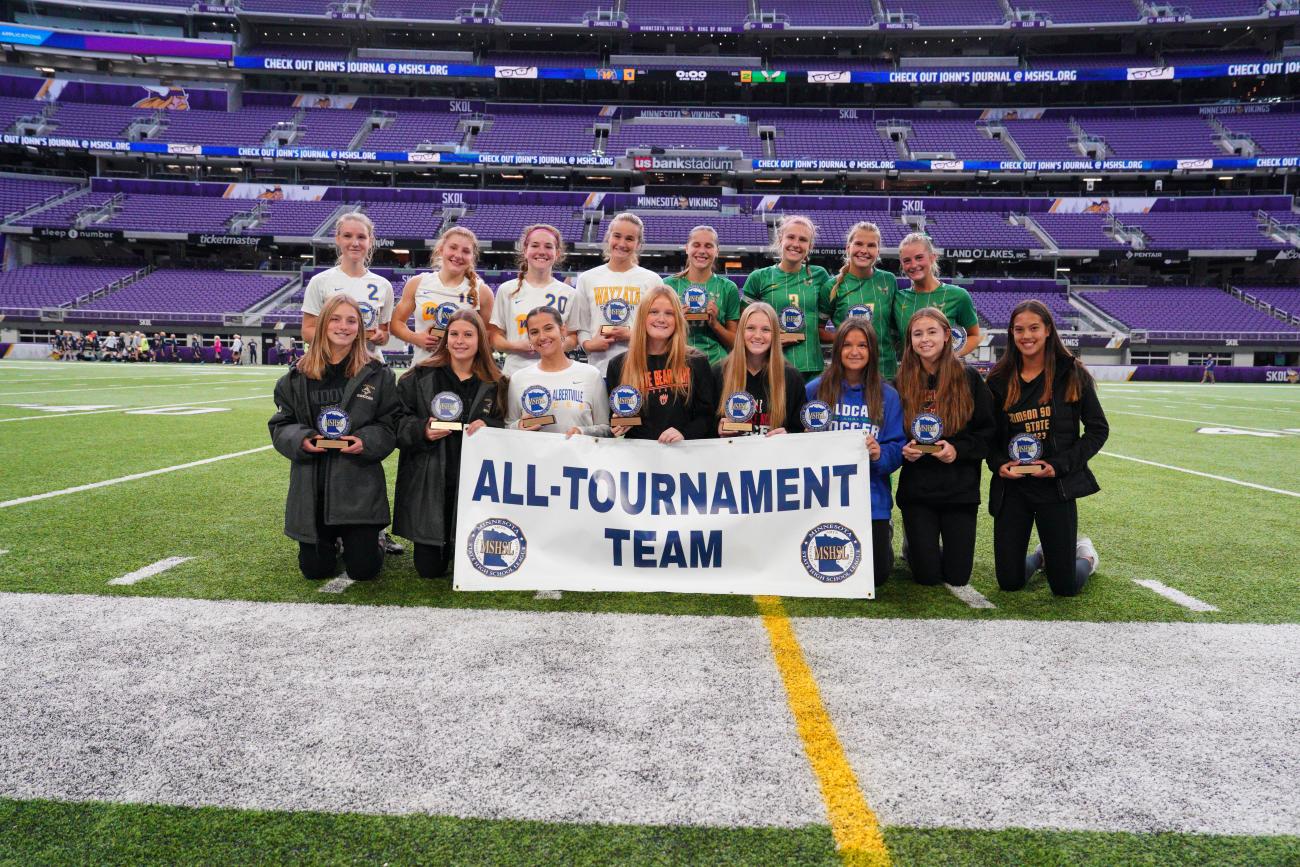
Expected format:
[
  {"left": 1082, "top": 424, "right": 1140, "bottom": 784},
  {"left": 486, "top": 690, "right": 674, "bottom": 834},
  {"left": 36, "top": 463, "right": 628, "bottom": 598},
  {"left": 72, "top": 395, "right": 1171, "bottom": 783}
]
[{"left": 805, "top": 377, "right": 906, "bottom": 520}]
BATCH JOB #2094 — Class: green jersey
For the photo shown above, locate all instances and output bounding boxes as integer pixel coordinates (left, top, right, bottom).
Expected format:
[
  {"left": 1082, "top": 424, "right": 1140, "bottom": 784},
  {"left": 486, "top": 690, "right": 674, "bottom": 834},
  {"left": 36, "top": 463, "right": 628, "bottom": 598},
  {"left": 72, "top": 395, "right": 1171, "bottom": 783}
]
[
  {"left": 664, "top": 273, "right": 741, "bottom": 365},
  {"left": 741, "top": 264, "right": 832, "bottom": 376},
  {"left": 828, "top": 267, "right": 901, "bottom": 380},
  {"left": 892, "top": 282, "right": 979, "bottom": 358}
]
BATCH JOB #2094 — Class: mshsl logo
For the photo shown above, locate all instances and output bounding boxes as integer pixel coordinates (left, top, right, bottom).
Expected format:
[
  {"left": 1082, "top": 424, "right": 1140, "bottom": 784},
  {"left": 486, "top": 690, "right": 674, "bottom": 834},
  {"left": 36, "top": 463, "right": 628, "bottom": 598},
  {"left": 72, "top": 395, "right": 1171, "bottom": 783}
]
[
  {"left": 800, "top": 523, "right": 862, "bottom": 583},
  {"left": 466, "top": 518, "right": 528, "bottom": 577}
]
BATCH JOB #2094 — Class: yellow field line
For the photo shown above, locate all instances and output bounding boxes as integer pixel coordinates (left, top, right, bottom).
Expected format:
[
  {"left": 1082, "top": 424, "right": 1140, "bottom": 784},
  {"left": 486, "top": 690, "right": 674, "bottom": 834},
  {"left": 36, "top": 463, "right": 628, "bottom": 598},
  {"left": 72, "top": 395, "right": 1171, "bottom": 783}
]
[{"left": 755, "top": 594, "right": 891, "bottom": 867}]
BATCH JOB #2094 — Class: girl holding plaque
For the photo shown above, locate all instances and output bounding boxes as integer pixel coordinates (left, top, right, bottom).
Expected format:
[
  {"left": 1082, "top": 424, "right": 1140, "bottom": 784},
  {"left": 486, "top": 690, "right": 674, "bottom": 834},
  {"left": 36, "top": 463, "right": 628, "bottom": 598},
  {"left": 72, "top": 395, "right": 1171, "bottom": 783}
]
[
  {"left": 712, "top": 302, "right": 805, "bottom": 437},
  {"left": 606, "top": 285, "right": 716, "bottom": 443},
  {"left": 575, "top": 212, "right": 661, "bottom": 375},
  {"left": 301, "top": 212, "right": 395, "bottom": 353},
  {"left": 664, "top": 225, "right": 740, "bottom": 365},
  {"left": 806, "top": 317, "right": 906, "bottom": 585},
  {"left": 740, "top": 214, "right": 832, "bottom": 382},
  {"left": 269, "top": 294, "right": 401, "bottom": 583},
  {"left": 489, "top": 224, "right": 580, "bottom": 376},
  {"left": 890, "top": 233, "right": 981, "bottom": 359},
  {"left": 505, "top": 306, "right": 611, "bottom": 437},
  {"left": 985, "top": 300, "right": 1109, "bottom": 597},
  {"left": 825, "top": 222, "right": 901, "bottom": 381},
  {"left": 391, "top": 226, "right": 494, "bottom": 367},
  {"left": 895, "top": 307, "right": 994, "bottom": 588},
  {"left": 394, "top": 308, "right": 507, "bottom": 580}
]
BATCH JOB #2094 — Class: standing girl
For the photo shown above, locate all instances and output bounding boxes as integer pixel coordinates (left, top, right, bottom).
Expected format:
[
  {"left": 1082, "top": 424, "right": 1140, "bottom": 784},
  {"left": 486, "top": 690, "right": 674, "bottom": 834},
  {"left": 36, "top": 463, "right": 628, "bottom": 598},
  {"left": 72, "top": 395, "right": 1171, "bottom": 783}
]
[
  {"left": 825, "top": 222, "right": 901, "bottom": 381},
  {"left": 713, "top": 302, "right": 804, "bottom": 437},
  {"left": 891, "top": 233, "right": 981, "bottom": 359},
  {"left": 806, "top": 317, "right": 907, "bottom": 585},
  {"left": 663, "top": 224, "right": 739, "bottom": 365},
  {"left": 895, "top": 307, "right": 994, "bottom": 587},
  {"left": 575, "top": 212, "right": 661, "bottom": 374},
  {"left": 391, "top": 225, "right": 494, "bottom": 367},
  {"left": 394, "top": 309, "right": 506, "bottom": 581},
  {"left": 489, "top": 224, "right": 579, "bottom": 376},
  {"left": 986, "top": 300, "right": 1109, "bottom": 597},
  {"left": 606, "top": 285, "right": 716, "bottom": 443},
  {"left": 741, "top": 214, "right": 832, "bottom": 382},
  {"left": 505, "top": 306, "right": 611, "bottom": 438},
  {"left": 269, "top": 294, "right": 400, "bottom": 583},
  {"left": 301, "top": 212, "right": 394, "bottom": 352}
]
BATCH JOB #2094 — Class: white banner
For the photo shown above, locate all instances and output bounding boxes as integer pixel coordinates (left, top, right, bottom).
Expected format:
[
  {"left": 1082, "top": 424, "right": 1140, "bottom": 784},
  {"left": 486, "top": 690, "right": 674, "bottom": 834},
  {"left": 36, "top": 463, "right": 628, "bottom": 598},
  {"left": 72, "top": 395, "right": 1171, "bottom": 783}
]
[{"left": 454, "top": 428, "right": 875, "bottom": 598}]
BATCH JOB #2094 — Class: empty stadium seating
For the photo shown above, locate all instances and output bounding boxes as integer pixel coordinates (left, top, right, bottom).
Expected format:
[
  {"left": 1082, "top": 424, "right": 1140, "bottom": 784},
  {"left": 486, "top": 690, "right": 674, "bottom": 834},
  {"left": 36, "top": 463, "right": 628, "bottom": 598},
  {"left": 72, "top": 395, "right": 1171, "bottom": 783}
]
[{"left": 1078, "top": 287, "right": 1300, "bottom": 336}]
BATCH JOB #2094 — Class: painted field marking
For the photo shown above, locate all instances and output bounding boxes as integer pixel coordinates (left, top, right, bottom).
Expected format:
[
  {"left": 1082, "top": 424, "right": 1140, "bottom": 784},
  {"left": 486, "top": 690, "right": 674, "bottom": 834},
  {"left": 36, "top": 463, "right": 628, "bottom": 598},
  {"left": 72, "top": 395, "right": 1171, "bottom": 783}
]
[
  {"left": 0, "top": 379, "right": 260, "bottom": 398},
  {"left": 2, "top": 404, "right": 115, "bottom": 413},
  {"left": 946, "top": 583, "right": 997, "bottom": 609},
  {"left": 1108, "top": 409, "right": 1299, "bottom": 436},
  {"left": 0, "top": 549, "right": 8, "bottom": 556},
  {"left": 108, "top": 557, "right": 193, "bottom": 586},
  {"left": 1112, "top": 393, "right": 1300, "bottom": 415},
  {"left": 126, "top": 407, "right": 231, "bottom": 416},
  {"left": 755, "top": 594, "right": 891, "bottom": 867},
  {"left": 319, "top": 573, "right": 354, "bottom": 594},
  {"left": 1097, "top": 451, "right": 1300, "bottom": 498},
  {"left": 0, "top": 393, "right": 270, "bottom": 423},
  {"left": 533, "top": 590, "right": 562, "bottom": 600},
  {"left": 0, "top": 445, "right": 275, "bottom": 509},
  {"left": 1132, "top": 579, "right": 1219, "bottom": 613}
]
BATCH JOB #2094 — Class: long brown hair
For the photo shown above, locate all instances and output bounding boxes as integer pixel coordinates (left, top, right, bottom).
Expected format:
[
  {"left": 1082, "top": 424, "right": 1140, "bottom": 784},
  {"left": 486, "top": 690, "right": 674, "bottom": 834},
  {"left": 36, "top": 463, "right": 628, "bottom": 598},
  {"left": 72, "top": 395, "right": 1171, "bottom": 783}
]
[
  {"left": 896, "top": 307, "right": 972, "bottom": 433},
  {"left": 717, "top": 302, "right": 789, "bottom": 429},
  {"left": 297, "top": 294, "right": 371, "bottom": 380},
  {"left": 429, "top": 226, "right": 483, "bottom": 309},
  {"left": 418, "top": 307, "right": 502, "bottom": 384},
  {"left": 512, "top": 224, "right": 566, "bottom": 298},
  {"left": 817, "top": 317, "right": 883, "bottom": 425},
  {"left": 829, "top": 222, "right": 882, "bottom": 303},
  {"left": 988, "top": 299, "right": 1090, "bottom": 410},
  {"left": 621, "top": 284, "right": 694, "bottom": 400}
]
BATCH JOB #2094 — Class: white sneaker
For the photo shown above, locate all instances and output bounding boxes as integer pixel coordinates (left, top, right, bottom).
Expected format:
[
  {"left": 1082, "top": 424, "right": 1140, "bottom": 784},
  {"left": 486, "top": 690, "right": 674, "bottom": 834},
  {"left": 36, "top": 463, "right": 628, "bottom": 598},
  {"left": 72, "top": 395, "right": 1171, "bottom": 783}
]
[{"left": 1076, "top": 537, "right": 1098, "bottom": 576}]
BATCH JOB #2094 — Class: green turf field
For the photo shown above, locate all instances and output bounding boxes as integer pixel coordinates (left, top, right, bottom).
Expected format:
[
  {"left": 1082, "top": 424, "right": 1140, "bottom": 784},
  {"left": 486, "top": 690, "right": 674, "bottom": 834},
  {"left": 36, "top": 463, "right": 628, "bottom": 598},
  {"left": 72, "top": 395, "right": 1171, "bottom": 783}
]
[{"left": 1, "top": 360, "right": 1297, "bottom": 866}]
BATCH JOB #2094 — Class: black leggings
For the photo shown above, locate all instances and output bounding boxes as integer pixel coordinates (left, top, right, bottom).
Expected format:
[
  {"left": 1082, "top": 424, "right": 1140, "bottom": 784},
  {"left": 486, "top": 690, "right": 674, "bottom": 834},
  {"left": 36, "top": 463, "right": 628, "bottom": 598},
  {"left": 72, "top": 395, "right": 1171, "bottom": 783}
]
[
  {"left": 298, "top": 523, "right": 385, "bottom": 581},
  {"left": 871, "top": 520, "right": 895, "bottom": 586},
  {"left": 414, "top": 543, "right": 452, "bottom": 580},
  {"left": 994, "top": 486, "right": 1084, "bottom": 597},
  {"left": 900, "top": 503, "right": 979, "bottom": 586}
]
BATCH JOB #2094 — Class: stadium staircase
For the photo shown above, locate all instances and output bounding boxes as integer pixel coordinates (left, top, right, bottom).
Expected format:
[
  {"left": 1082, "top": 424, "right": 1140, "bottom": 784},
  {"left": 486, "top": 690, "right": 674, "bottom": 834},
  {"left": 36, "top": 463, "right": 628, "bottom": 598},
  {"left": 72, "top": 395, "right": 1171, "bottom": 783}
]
[
  {"left": 244, "top": 273, "right": 304, "bottom": 326},
  {"left": 1012, "top": 214, "right": 1059, "bottom": 253},
  {"left": 1068, "top": 119, "right": 1109, "bottom": 159},
  {"left": 1066, "top": 289, "right": 1130, "bottom": 334},
  {"left": 6, "top": 181, "right": 91, "bottom": 224},
  {"left": 1208, "top": 115, "right": 1257, "bottom": 157}
]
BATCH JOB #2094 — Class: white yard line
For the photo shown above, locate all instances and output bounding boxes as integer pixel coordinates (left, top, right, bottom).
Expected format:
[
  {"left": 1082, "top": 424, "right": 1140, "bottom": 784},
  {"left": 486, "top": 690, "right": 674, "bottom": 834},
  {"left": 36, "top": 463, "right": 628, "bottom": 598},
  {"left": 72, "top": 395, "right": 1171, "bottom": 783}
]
[
  {"left": 1097, "top": 451, "right": 1300, "bottom": 498},
  {"left": 1107, "top": 409, "right": 1300, "bottom": 435},
  {"left": 1107, "top": 393, "right": 1300, "bottom": 414},
  {"left": 1132, "top": 579, "right": 1219, "bottom": 613},
  {"left": 319, "top": 573, "right": 354, "bottom": 594},
  {"left": 945, "top": 583, "right": 997, "bottom": 609},
  {"left": 0, "top": 393, "right": 270, "bottom": 423},
  {"left": 0, "top": 445, "right": 274, "bottom": 509},
  {"left": 0, "top": 379, "right": 260, "bottom": 398},
  {"left": 107, "top": 557, "right": 193, "bottom": 587}
]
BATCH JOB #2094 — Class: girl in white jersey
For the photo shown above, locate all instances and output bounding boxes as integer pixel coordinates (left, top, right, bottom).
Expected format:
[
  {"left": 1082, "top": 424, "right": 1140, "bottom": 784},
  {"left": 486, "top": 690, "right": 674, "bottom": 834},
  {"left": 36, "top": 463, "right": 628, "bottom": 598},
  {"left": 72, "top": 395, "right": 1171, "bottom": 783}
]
[
  {"left": 575, "top": 212, "right": 660, "bottom": 374},
  {"left": 489, "top": 223, "right": 580, "bottom": 376},
  {"left": 300, "top": 211, "right": 394, "bottom": 350},
  {"left": 391, "top": 226, "right": 494, "bottom": 366},
  {"left": 506, "top": 306, "right": 611, "bottom": 438}
]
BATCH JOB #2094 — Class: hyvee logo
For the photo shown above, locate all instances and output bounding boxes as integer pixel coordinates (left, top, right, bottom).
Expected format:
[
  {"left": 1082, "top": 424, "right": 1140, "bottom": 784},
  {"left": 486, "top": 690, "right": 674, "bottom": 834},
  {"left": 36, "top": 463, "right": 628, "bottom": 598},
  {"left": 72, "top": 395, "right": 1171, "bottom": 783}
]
[{"left": 675, "top": 70, "right": 708, "bottom": 81}]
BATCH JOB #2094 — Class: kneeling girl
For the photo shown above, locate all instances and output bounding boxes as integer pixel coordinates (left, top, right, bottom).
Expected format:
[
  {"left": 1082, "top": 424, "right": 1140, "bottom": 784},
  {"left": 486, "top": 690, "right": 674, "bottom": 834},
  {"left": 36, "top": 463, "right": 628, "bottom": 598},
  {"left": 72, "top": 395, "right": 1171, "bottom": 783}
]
[{"left": 269, "top": 294, "right": 400, "bottom": 582}]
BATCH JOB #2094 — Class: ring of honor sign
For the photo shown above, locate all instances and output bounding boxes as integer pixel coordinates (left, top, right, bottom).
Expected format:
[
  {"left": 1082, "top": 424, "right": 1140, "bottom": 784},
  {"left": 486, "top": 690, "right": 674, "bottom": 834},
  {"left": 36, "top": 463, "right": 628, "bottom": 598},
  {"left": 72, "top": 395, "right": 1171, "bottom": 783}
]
[
  {"left": 911, "top": 412, "right": 944, "bottom": 454},
  {"left": 314, "top": 406, "right": 351, "bottom": 449},
  {"left": 609, "top": 384, "right": 644, "bottom": 426},
  {"left": 520, "top": 385, "right": 556, "bottom": 429},
  {"left": 429, "top": 390, "right": 465, "bottom": 431}
]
